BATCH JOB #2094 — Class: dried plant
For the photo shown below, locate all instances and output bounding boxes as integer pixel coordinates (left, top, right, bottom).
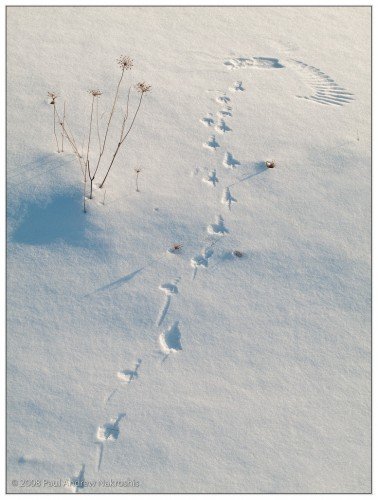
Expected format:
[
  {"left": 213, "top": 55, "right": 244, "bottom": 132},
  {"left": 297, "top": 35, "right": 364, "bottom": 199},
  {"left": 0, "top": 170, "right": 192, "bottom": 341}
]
[
  {"left": 135, "top": 82, "right": 151, "bottom": 94},
  {"left": 171, "top": 244, "right": 183, "bottom": 252},
  {"left": 89, "top": 89, "right": 103, "bottom": 97},
  {"left": 48, "top": 55, "right": 150, "bottom": 213},
  {"left": 48, "top": 92, "right": 61, "bottom": 153},
  {"left": 134, "top": 168, "right": 141, "bottom": 192},
  {"left": 233, "top": 250, "right": 243, "bottom": 258},
  {"left": 57, "top": 109, "right": 85, "bottom": 172},
  {"left": 60, "top": 101, "right": 66, "bottom": 152},
  {"left": 117, "top": 55, "right": 133, "bottom": 70},
  {"left": 85, "top": 90, "right": 103, "bottom": 203},
  {"left": 98, "top": 82, "right": 151, "bottom": 189},
  {"left": 91, "top": 56, "right": 133, "bottom": 185}
]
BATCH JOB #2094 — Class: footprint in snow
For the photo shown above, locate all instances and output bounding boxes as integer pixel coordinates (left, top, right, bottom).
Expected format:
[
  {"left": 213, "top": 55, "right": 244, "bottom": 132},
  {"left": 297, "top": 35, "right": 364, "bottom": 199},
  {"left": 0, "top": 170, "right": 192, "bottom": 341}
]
[
  {"left": 207, "top": 215, "right": 229, "bottom": 235},
  {"left": 96, "top": 414, "right": 126, "bottom": 471},
  {"left": 66, "top": 464, "right": 85, "bottom": 493},
  {"left": 217, "top": 106, "right": 232, "bottom": 118},
  {"left": 223, "top": 56, "right": 284, "bottom": 70},
  {"left": 117, "top": 358, "right": 142, "bottom": 384},
  {"left": 202, "top": 169, "right": 219, "bottom": 187},
  {"left": 200, "top": 113, "right": 214, "bottom": 127},
  {"left": 97, "top": 414, "right": 126, "bottom": 442},
  {"left": 215, "top": 119, "right": 231, "bottom": 134},
  {"left": 222, "top": 187, "right": 237, "bottom": 210},
  {"left": 229, "top": 80, "right": 245, "bottom": 92},
  {"left": 203, "top": 135, "right": 220, "bottom": 151},
  {"left": 106, "top": 359, "right": 142, "bottom": 403},
  {"left": 159, "top": 281, "right": 179, "bottom": 295},
  {"left": 191, "top": 247, "right": 214, "bottom": 280},
  {"left": 159, "top": 321, "right": 183, "bottom": 360},
  {"left": 223, "top": 151, "right": 240, "bottom": 169},
  {"left": 216, "top": 93, "right": 231, "bottom": 104},
  {"left": 156, "top": 279, "right": 180, "bottom": 326}
]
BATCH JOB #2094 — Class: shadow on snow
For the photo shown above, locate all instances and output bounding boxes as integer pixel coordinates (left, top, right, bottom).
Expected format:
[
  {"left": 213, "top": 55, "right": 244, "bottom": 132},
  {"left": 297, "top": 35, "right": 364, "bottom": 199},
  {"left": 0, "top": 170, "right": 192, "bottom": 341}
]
[{"left": 12, "top": 190, "right": 97, "bottom": 248}]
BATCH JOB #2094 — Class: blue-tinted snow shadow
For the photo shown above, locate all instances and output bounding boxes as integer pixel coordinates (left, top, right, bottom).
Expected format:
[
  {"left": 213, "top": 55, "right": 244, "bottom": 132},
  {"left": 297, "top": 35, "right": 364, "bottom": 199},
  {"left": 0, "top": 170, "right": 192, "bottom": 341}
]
[
  {"left": 227, "top": 161, "right": 266, "bottom": 187},
  {"left": 12, "top": 189, "right": 98, "bottom": 248}
]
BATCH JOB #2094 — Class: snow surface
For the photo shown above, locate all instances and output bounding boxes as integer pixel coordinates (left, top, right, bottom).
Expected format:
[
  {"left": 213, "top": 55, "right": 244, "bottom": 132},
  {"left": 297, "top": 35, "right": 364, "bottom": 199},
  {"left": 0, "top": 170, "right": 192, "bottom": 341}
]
[{"left": 7, "top": 6, "right": 371, "bottom": 493}]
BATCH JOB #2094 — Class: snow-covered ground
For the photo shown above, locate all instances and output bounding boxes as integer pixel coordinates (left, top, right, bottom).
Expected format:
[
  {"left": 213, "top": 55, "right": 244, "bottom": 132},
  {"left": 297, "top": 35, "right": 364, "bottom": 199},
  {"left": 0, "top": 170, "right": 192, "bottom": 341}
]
[{"left": 7, "top": 6, "right": 371, "bottom": 493}]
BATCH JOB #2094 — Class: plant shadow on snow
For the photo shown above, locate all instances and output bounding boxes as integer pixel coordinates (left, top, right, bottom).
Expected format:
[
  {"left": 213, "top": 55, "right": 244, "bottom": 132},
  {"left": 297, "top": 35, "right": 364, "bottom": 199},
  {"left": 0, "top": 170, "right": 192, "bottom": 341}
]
[
  {"left": 12, "top": 189, "right": 99, "bottom": 248},
  {"left": 228, "top": 161, "right": 266, "bottom": 187}
]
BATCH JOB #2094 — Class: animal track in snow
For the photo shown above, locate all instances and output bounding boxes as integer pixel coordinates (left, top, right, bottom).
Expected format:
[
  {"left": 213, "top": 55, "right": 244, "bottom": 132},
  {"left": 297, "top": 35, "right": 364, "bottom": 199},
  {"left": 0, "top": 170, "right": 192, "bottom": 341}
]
[
  {"left": 217, "top": 106, "right": 233, "bottom": 118},
  {"left": 224, "top": 56, "right": 284, "bottom": 70},
  {"left": 203, "top": 135, "right": 220, "bottom": 151},
  {"left": 216, "top": 93, "right": 231, "bottom": 104},
  {"left": 106, "top": 359, "right": 142, "bottom": 403},
  {"left": 96, "top": 414, "right": 126, "bottom": 471},
  {"left": 207, "top": 215, "right": 229, "bottom": 235},
  {"left": 156, "top": 279, "right": 180, "bottom": 326},
  {"left": 229, "top": 81, "right": 245, "bottom": 92},
  {"left": 66, "top": 464, "right": 86, "bottom": 493},
  {"left": 107, "top": 358, "right": 142, "bottom": 402},
  {"left": 290, "top": 59, "right": 354, "bottom": 106},
  {"left": 223, "top": 152, "right": 240, "bottom": 169},
  {"left": 97, "top": 414, "right": 126, "bottom": 442},
  {"left": 191, "top": 247, "right": 214, "bottom": 280},
  {"left": 200, "top": 113, "right": 214, "bottom": 127},
  {"left": 159, "top": 281, "right": 179, "bottom": 295},
  {"left": 159, "top": 321, "right": 183, "bottom": 354},
  {"left": 215, "top": 119, "right": 231, "bottom": 134},
  {"left": 202, "top": 169, "right": 219, "bottom": 187},
  {"left": 117, "top": 358, "right": 142, "bottom": 383},
  {"left": 222, "top": 187, "right": 237, "bottom": 210}
]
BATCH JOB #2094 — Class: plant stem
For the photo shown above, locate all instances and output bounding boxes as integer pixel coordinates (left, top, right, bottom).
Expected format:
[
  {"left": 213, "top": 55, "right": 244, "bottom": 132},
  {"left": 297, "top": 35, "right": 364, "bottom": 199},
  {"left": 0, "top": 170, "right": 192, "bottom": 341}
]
[
  {"left": 56, "top": 108, "right": 85, "bottom": 175},
  {"left": 119, "top": 86, "right": 131, "bottom": 141},
  {"left": 61, "top": 101, "right": 66, "bottom": 152},
  {"left": 135, "top": 172, "right": 139, "bottom": 192},
  {"left": 83, "top": 163, "right": 87, "bottom": 213},
  {"left": 90, "top": 177, "right": 93, "bottom": 200},
  {"left": 99, "top": 93, "right": 143, "bottom": 189},
  {"left": 53, "top": 102, "right": 60, "bottom": 153},
  {"left": 96, "top": 96, "right": 101, "bottom": 155},
  {"left": 92, "top": 67, "right": 125, "bottom": 179},
  {"left": 120, "top": 93, "right": 143, "bottom": 146},
  {"left": 86, "top": 96, "right": 95, "bottom": 198}
]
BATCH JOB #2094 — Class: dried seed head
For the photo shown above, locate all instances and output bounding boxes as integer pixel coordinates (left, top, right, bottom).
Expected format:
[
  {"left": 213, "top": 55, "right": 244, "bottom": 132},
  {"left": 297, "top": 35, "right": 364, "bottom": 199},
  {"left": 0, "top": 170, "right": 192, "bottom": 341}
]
[
  {"left": 135, "top": 82, "right": 151, "bottom": 94},
  {"left": 89, "top": 89, "right": 102, "bottom": 97},
  {"left": 117, "top": 55, "right": 133, "bottom": 70},
  {"left": 48, "top": 91, "right": 58, "bottom": 104}
]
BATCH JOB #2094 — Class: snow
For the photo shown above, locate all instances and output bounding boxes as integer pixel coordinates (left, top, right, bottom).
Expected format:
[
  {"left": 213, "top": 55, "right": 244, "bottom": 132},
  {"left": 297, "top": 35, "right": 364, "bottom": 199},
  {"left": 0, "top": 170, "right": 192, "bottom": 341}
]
[{"left": 7, "top": 6, "right": 371, "bottom": 493}]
